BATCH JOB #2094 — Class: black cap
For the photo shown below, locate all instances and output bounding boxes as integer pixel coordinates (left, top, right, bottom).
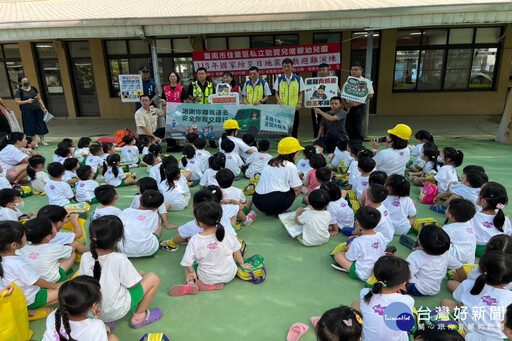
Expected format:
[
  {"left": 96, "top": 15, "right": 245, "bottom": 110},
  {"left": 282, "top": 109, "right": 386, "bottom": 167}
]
[
  {"left": 139, "top": 66, "right": 150, "bottom": 72},
  {"left": 318, "top": 85, "right": 326, "bottom": 89}
]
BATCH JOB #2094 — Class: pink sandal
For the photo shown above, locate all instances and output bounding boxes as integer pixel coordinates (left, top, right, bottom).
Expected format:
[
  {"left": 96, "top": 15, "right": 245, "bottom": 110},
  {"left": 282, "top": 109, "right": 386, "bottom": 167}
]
[
  {"left": 287, "top": 322, "right": 309, "bottom": 341},
  {"left": 169, "top": 284, "right": 199, "bottom": 297}
]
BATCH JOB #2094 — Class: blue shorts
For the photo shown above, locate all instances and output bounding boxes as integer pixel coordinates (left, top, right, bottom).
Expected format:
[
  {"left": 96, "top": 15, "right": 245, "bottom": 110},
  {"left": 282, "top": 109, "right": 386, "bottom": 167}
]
[{"left": 406, "top": 283, "right": 424, "bottom": 297}]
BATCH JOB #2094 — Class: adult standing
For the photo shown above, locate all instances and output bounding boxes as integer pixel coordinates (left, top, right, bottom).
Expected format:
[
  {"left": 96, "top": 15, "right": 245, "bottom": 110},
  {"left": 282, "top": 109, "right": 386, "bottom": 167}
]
[
  {"left": 134, "top": 95, "right": 166, "bottom": 143},
  {"left": 342, "top": 62, "right": 374, "bottom": 142},
  {"left": 0, "top": 96, "right": 12, "bottom": 134},
  {"left": 371, "top": 124, "right": 412, "bottom": 176},
  {"left": 313, "top": 97, "right": 348, "bottom": 153},
  {"left": 274, "top": 58, "right": 305, "bottom": 138},
  {"left": 0, "top": 132, "right": 29, "bottom": 183},
  {"left": 241, "top": 66, "right": 272, "bottom": 105},
  {"left": 187, "top": 67, "right": 215, "bottom": 104},
  {"left": 253, "top": 137, "right": 303, "bottom": 215},
  {"left": 135, "top": 66, "right": 158, "bottom": 111},
  {"left": 159, "top": 71, "right": 187, "bottom": 152},
  {"left": 311, "top": 63, "right": 332, "bottom": 138},
  {"left": 222, "top": 71, "right": 240, "bottom": 94},
  {"left": 14, "top": 76, "right": 49, "bottom": 146}
]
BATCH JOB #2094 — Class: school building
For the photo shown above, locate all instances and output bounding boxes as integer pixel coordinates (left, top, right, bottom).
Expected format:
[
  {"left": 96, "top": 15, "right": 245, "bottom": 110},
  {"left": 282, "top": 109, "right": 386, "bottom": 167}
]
[{"left": 0, "top": 0, "right": 511, "bottom": 121}]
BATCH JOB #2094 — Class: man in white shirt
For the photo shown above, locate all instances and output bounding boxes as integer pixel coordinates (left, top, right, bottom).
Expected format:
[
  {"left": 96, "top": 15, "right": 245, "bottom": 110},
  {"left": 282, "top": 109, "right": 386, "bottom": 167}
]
[{"left": 134, "top": 95, "right": 166, "bottom": 143}]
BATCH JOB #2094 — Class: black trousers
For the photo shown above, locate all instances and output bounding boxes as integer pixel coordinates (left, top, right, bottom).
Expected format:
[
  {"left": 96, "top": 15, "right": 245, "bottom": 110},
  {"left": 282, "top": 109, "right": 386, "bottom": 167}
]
[
  {"left": 291, "top": 110, "right": 299, "bottom": 138},
  {"left": 346, "top": 104, "right": 367, "bottom": 143},
  {"left": 253, "top": 189, "right": 296, "bottom": 215}
]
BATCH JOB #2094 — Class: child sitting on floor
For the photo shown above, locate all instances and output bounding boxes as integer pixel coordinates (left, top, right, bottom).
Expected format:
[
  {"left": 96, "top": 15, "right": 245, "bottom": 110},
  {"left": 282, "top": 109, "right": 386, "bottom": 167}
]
[
  {"left": 295, "top": 189, "right": 331, "bottom": 247},
  {"left": 244, "top": 139, "right": 272, "bottom": 179},
  {"left": 409, "top": 129, "right": 434, "bottom": 172},
  {"left": 193, "top": 137, "right": 211, "bottom": 172},
  {"left": 53, "top": 145, "right": 71, "bottom": 164},
  {"left": 321, "top": 181, "right": 353, "bottom": 237},
  {"left": 199, "top": 152, "right": 225, "bottom": 188},
  {"left": 79, "top": 216, "right": 162, "bottom": 327},
  {"left": 104, "top": 154, "right": 137, "bottom": 188},
  {"left": 217, "top": 168, "right": 254, "bottom": 224},
  {"left": 91, "top": 185, "right": 122, "bottom": 220},
  {"left": 45, "top": 162, "right": 74, "bottom": 206},
  {"left": 62, "top": 157, "right": 80, "bottom": 185},
  {"left": 142, "top": 153, "right": 161, "bottom": 174},
  {"left": 297, "top": 145, "right": 315, "bottom": 179},
  {"left": 222, "top": 138, "right": 243, "bottom": 179},
  {"left": 0, "top": 188, "right": 35, "bottom": 221},
  {"left": 430, "top": 146, "right": 464, "bottom": 201},
  {"left": 443, "top": 198, "right": 477, "bottom": 264},
  {"left": 411, "top": 146, "right": 438, "bottom": 186},
  {"left": 240, "top": 133, "right": 258, "bottom": 163},
  {"left": 75, "top": 165, "right": 100, "bottom": 204},
  {"left": 383, "top": 174, "right": 417, "bottom": 236},
  {"left": 101, "top": 142, "right": 116, "bottom": 161},
  {"left": 303, "top": 153, "right": 327, "bottom": 195},
  {"left": 169, "top": 201, "right": 251, "bottom": 296},
  {"left": 130, "top": 177, "right": 173, "bottom": 230},
  {"left": 179, "top": 145, "right": 202, "bottom": 186},
  {"left": 329, "top": 136, "right": 351, "bottom": 170},
  {"left": 159, "top": 166, "right": 188, "bottom": 212},
  {"left": 351, "top": 157, "right": 375, "bottom": 199},
  {"left": 75, "top": 137, "right": 92, "bottom": 165},
  {"left": 85, "top": 144, "right": 105, "bottom": 178},
  {"left": 331, "top": 206, "right": 386, "bottom": 281},
  {"left": 359, "top": 171, "right": 387, "bottom": 207},
  {"left": 121, "top": 135, "right": 140, "bottom": 168},
  {"left": 27, "top": 155, "right": 49, "bottom": 194}
]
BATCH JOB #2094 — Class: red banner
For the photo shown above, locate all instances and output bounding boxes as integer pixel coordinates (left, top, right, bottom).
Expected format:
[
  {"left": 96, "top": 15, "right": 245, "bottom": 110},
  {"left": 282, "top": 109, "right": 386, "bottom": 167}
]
[{"left": 192, "top": 43, "right": 341, "bottom": 77}]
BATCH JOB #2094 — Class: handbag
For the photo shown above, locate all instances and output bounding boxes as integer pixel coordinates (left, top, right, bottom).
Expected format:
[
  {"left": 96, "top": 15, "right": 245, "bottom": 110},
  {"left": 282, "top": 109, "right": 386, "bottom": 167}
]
[{"left": 0, "top": 282, "right": 34, "bottom": 341}]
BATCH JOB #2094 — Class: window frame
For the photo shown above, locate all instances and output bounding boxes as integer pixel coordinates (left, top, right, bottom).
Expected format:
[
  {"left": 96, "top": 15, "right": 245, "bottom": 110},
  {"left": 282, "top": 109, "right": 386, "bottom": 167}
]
[
  {"left": 393, "top": 26, "right": 503, "bottom": 93},
  {"left": 0, "top": 44, "right": 24, "bottom": 99}
]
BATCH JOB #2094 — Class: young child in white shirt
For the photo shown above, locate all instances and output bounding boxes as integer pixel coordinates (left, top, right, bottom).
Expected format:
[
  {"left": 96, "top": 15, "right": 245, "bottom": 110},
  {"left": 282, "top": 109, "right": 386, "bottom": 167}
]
[
  {"left": 435, "top": 168, "right": 487, "bottom": 213},
  {"left": 411, "top": 146, "right": 438, "bottom": 186},
  {"left": 332, "top": 206, "right": 386, "bottom": 281},
  {"left": 75, "top": 137, "right": 92, "bottom": 165},
  {"left": 216, "top": 168, "right": 255, "bottom": 225},
  {"left": 0, "top": 221, "right": 60, "bottom": 310},
  {"left": 351, "top": 157, "right": 375, "bottom": 199},
  {"left": 352, "top": 256, "right": 414, "bottom": 341},
  {"left": 117, "top": 190, "right": 163, "bottom": 258},
  {"left": 75, "top": 165, "right": 100, "bottom": 203},
  {"left": 26, "top": 155, "right": 50, "bottom": 194},
  {"left": 52, "top": 145, "right": 71, "bottom": 164},
  {"left": 221, "top": 138, "right": 243, "bottom": 179},
  {"left": 296, "top": 145, "right": 315, "bottom": 179},
  {"left": 218, "top": 121, "right": 255, "bottom": 159},
  {"left": 432, "top": 146, "right": 463, "bottom": 195},
  {"left": 79, "top": 216, "right": 162, "bottom": 327},
  {"left": 312, "top": 305, "right": 363, "bottom": 341},
  {"left": 42, "top": 275, "right": 118, "bottom": 341},
  {"left": 244, "top": 139, "right": 272, "bottom": 179},
  {"left": 85, "top": 144, "right": 105, "bottom": 179},
  {"left": 471, "top": 181, "right": 511, "bottom": 257},
  {"left": 443, "top": 198, "right": 477, "bottom": 264},
  {"left": 361, "top": 184, "right": 394, "bottom": 246},
  {"left": 101, "top": 142, "right": 116, "bottom": 162},
  {"left": 0, "top": 188, "right": 35, "bottom": 221},
  {"left": 121, "top": 135, "right": 140, "bottom": 167},
  {"left": 240, "top": 133, "right": 258, "bottom": 163},
  {"left": 179, "top": 145, "right": 202, "bottom": 186},
  {"left": 62, "top": 157, "right": 80, "bottom": 186},
  {"left": 193, "top": 137, "right": 211, "bottom": 172},
  {"left": 295, "top": 189, "right": 331, "bottom": 247},
  {"left": 329, "top": 136, "right": 352, "bottom": 170},
  {"left": 91, "top": 185, "right": 122, "bottom": 220},
  {"left": 104, "top": 154, "right": 137, "bottom": 188},
  {"left": 406, "top": 225, "right": 465, "bottom": 296},
  {"left": 129, "top": 177, "right": 173, "bottom": 230},
  {"left": 159, "top": 166, "right": 188, "bottom": 211},
  {"left": 0, "top": 165, "right": 10, "bottom": 190},
  {"left": 346, "top": 144, "right": 372, "bottom": 189},
  {"left": 169, "top": 201, "right": 251, "bottom": 296},
  {"left": 408, "top": 130, "right": 434, "bottom": 172},
  {"left": 142, "top": 153, "right": 161, "bottom": 174},
  {"left": 138, "top": 135, "right": 154, "bottom": 156},
  {"left": 17, "top": 217, "right": 74, "bottom": 283},
  {"left": 45, "top": 162, "right": 75, "bottom": 206},
  {"left": 320, "top": 181, "right": 354, "bottom": 237},
  {"left": 199, "top": 152, "right": 225, "bottom": 188},
  {"left": 442, "top": 252, "right": 512, "bottom": 340},
  {"left": 383, "top": 174, "right": 417, "bottom": 236}
]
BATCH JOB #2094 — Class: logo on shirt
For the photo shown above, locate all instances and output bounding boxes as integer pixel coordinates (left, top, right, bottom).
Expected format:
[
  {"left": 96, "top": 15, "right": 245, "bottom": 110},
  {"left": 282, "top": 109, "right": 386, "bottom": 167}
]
[
  {"left": 190, "top": 160, "right": 195, "bottom": 164},
  {"left": 80, "top": 183, "right": 85, "bottom": 187},
  {"left": 108, "top": 170, "right": 112, "bottom": 175},
  {"left": 466, "top": 227, "right": 474, "bottom": 234},
  {"left": 301, "top": 163, "right": 306, "bottom": 167},
  {"left": 383, "top": 210, "right": 389, "bottom": 216},
  {"left": 481, "top": 295, "right": 497, "bottom": 306},
  {"left": 373, "top": 304, "right": 386, "bottom": 315},
  {"left": 228, "top": 156, "right": 232, "bottom": 159},
  {"left": 391, "top": 201, "right": 400, "bottom": 207},
  {"left": 128, "top": 150, "right": 132, "bottom": 153},
  {"left": 482, "top": 221, "right": 493, "bottom": 229},
  {"left": 362, "top": 181, "right": 368, "bottom": 186},
  {"left": 382, "top": 302, "right": 415, "bottom": 332},
  {"left": 259, "top": 156, "right": 264, "bottom": 160},
  {"left": 207, "top": 242, "right": 218, "bottom": 250},
  {"left": 372, "top": 242, "right": 380, "bottom": 249},
  {"left": 28, "top": 252, "right": 39, "bottom": 260},
  {"left": 340, "top": 202, "right": 347, "bottom": 208},
  {"left": 399, "top": 152, "right": 404, "bottom": 156},
  {"left": 137, "top": 215, "right": 146, "bottom": 222},
  {"left": 49, "top": 185, "right": 55, "bottom": 190}
]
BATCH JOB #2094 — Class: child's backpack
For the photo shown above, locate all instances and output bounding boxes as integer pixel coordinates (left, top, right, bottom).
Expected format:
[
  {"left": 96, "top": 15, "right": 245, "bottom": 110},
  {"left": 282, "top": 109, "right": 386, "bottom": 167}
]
[
  {"left": 418, "top": 183, "right": 438, "bottom": 204},
  {"left": 412, "top": 217, "right": 441, "bottom": 234},
  {"left": 115, "top": 128, "right": 135, "bottom": 147},
  {"left": 12, "top": 183, "right": 32, "bottom": 198},
  {"left": 236, "top": 254, "right": 266, "bottom": 284}
]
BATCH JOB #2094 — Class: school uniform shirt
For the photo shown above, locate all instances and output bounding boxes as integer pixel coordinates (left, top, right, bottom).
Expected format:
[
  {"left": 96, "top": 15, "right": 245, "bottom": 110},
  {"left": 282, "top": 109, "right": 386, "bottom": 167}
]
[
  {"left": 75, "top": 179, "right": 99, "bottom": 202},
  {"left": 175, "top": 173, "right": 191, "bottom": 197},
  {"left": 0, "top": 144, "right": 28, "bottom": 175},
  {"left": 224, "top": 152, "right": 243, "bottom": 177},
  {"left": 411, "top": 143, "right": 424, "bottom": 166},
  {"left": 45, "top": 180, "right": 74, "bottom": 206},
  {"left": 142, "top": 146, "right": 149, "bottom": 155},
  {"left": 331, "top": 148, "right": 352, "bottom": 168},
  {"left": 130, "top": 193, "right": 167, "bottom": 215},
  {"left": 0, "top": 206, "right": 23, "bottom": 221},
  {"left": 74, "top": 147, "right": 89, "bottom": 163},
  {"left": 117, "top": 208, "right": 160, "bottom": 257},
  {"left": 62, "top": 170, "right": 77, "bottom": 183},
  {"left": 345, "top": 232, "right": 386, "bottom": 280},
  {"left": 406, "top": 250, "right": 462, "bottom": 296},
  {"left": 104, "top": 166, "right": 126, "bottom": 187},
  {"left": 85, "top": 155, "right": 103, "bottom": 173},
  {"left": 218, "top": 136, "right": 251, "bottom": 158},
  {"left": 296, "top": 159, "right": 312, "bottom": 176},
  {"left": 297, "top": 208, "right": 331, "bottom": 246},
  {"left": 17, "top": 243, "right": 72, "bottom": 283},
  {"left": 0, "top": 255, "right": 41, "bottom": 305},
  {"left": 158, "top": 180, "right": 187, "bottom": 211},
  {"left": 179, "top": 157, "right": 202, "bottom": 181},
  {"left": 327, "top": 197, "right": 354, "bottom": 228},
  {"left": 444, "top": 221, "right": 476, "bottom": 264},
  {"left": 50, "top": 231, "right": 75, "bottom": 245},
  {"left": 470, "top": 211, "right": 512, "bottom": 245},
  {"left": 199, "top": 168, "right": 219, "bottom": 187},
  {"left": 450, "top": 183, "right": 481, "bottom": 210},
  {"left": 177, "top": 204, "right": 239, "bottom": 239},
  {"left": 373, "top": 147, "right": 410, "bottom": 176},
  {"left": 220, "top": 204, "right": 240, "bottom": 230},
  {"left": 468, "top": 266, "right": 512, "bottom": 291},
  {"left": 347, "top": 160, "right": 360, "bottom": 185},
  {"left": 241, "top": 146, "right": 258, "bottom": 163},
  {"left": 383, "top": 195, "right": 417, "bottom": 236},
  {"left": 181, "top": 229, "right": 242, "bottom": 285},
  {"left": 91, "top": 206, "right": 122, "bottom": 220},
  {"left": 30, "top": 171, "right": 50, "bottom": 193},
  {"left": 149, "top": 163, "right": 163, "bottom": 184},
  {"left": 434, "top": 165, "right": 458, "bottom": 194},
  {"left": 255, "top": 161, "right": 302, "bottom": 195},
  {"left": 79, "top": 252, "right": 142, "bottom": 322},
  {"left": 195, "top": 149, "right": 211, "bottom": 172},
  {"left": 121, "top": 145, "right": 139, "bottom": 164},
  {"left": 52, "top": 155, "right": 68, "bottom": 164},
  {"left": 221, "top": 186, "right": 246, "bottom": 204},
  {"left": 0, "top": 175, "right": 10, "bottom": 190},
  {"left": 453, "top": 280, "right": 512, "bottom": 340},
  {"left": 359, "top": 288, "right": 414, "bottom": 341},
  {"left": 421, "top": 161, "right": 437, "bottom": 177},
  {"left": 352, "top": 175, "right": 370, "bottom": 199},
  {"left": 42, "top": 310, "right": 108, "bottom": 341},
  {"left": 245, "top": 152, "right": 272, "bottom": 178},
  {"left": 374, "top": 204, "right": 394, "bottom": 246}
]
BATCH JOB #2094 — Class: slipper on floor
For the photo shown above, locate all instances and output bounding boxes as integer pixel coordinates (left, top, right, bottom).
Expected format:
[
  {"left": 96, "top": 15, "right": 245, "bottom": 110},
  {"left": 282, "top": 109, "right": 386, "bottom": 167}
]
[
  {"left": 429, "top": 205, "right": 446, "bottom": 214},
  {"left": 130, "top": 308, "right": 162, "bottom": 329},
  {"left": 309, "top": 316, "right": 321, "bottom": 328},
  {"left": 28, "top": 307, "right": 53, "bottom": 321},
  {"left": 196, "top": 280, "right": 224, "bottom": 291},
  {"left": 287, "top": 322, "right": 309, "bottom": 341},
  {"left": 169, "top": 284, "right": 199, "bottom": 297},
  {"left": 331, "top": 262, "right": 348, "bottom": 272},
  {"left": 399, "top": 235, "right": 417, "bottom": 249},
  {"left": 104, "top": 321, "right": 116, "bottom": 331}
]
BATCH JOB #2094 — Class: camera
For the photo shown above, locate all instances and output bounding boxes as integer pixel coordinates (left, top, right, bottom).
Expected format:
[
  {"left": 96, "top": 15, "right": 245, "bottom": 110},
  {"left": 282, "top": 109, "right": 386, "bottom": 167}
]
[{"left": 377, "top": 136, "right": 387, "bottom": 143}]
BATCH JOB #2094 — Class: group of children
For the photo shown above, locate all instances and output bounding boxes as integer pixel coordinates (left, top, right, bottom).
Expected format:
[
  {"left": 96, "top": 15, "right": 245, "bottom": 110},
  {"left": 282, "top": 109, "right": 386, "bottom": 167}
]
[{"left": 0, "top": 122, "right": 510, "bottom": 341}]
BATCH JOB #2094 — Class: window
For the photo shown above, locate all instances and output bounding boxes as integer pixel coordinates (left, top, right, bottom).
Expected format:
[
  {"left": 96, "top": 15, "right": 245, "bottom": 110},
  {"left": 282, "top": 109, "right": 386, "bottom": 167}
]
[
  {"left": 250, "top": 34, "right": 299, "bottom": 48},
  {"left": 0, "top": 44, "right": 24, "bottom": 98},
  {"left": 394, "top": 27, "right": 503, "bottom": 91}
]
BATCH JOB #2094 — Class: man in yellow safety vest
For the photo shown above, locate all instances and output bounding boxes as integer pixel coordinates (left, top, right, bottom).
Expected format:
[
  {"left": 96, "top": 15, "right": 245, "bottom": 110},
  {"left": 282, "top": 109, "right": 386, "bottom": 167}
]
[
  {"left": 273, "top": 58, "right": 305, "bottom": 138},
  {"left": 241, "top": 66, "right": 272, "bottom": 105},
  {"left": 187, "top": 67, "right": 215, "bottom": 104}
]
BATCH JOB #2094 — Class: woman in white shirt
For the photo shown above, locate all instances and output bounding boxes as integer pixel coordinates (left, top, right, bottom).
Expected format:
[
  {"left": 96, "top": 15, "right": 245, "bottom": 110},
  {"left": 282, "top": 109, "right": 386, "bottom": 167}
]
[
  {"left": 370, "top": 124, "right": 412, "bottom": 176},
  {"left": 253, "top": 137, "right": 303, "bottom": 215},
  {"left": 0, "top": 132, "right": 29, "bottom": 183}
]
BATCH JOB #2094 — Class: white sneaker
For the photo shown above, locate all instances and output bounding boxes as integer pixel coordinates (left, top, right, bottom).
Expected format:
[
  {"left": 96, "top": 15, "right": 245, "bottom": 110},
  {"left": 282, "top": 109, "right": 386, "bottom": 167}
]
[
  {"left": 129, "top": 164, "right": 139, "bottom": 168},
  {"left": 243, "top": 210, "right": 257, "bottom": 226},
  {"left": 40, "top": 141, "right": 49, "bottom": 146}
]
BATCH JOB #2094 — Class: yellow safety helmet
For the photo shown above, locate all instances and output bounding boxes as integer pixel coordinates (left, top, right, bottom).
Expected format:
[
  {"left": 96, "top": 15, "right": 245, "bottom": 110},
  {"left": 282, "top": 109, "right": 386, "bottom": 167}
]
[
  {"left": 277, "top": 137, "right": 304, "bottom": 155},
  {"left": 223, "top": 119, "right": 240, "bottom": 130},
  {"left": 387, "top": 124, "right": 412, "bottom": 140}
]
